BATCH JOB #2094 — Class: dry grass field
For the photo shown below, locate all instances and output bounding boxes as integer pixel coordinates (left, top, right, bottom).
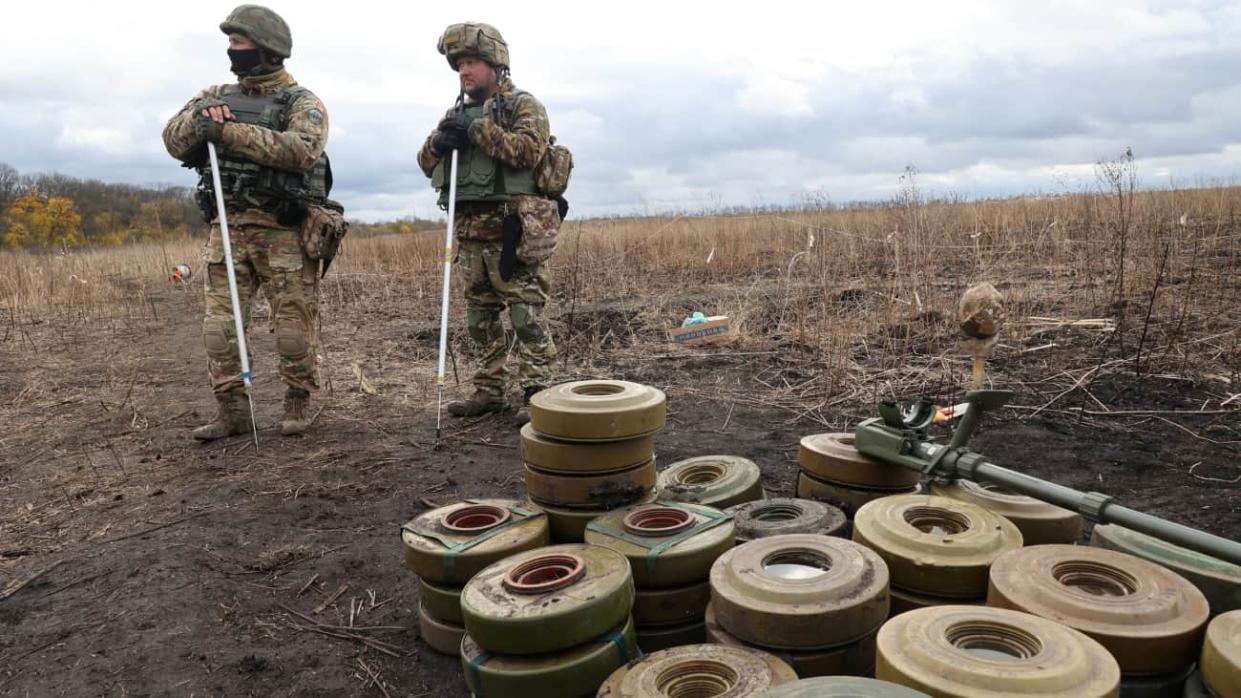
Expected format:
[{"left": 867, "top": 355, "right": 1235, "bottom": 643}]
[{"left": 0, "top": 182, "right": 1238, "bottom": 696}]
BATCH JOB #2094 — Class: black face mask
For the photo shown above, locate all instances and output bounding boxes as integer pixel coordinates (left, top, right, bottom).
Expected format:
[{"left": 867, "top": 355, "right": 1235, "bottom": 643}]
[{"left": 228, "top": 48, "right": 263, "bottom": 75}]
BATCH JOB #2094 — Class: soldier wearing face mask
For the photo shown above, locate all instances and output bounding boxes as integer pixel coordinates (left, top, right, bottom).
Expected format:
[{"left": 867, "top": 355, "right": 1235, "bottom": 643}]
[{"left": 163, "top": 4, "right": 340, "bottom": 441}]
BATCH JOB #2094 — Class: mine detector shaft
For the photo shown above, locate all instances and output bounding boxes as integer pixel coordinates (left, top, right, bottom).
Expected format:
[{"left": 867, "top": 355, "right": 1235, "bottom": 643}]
[
  {"left": 434, "top": 149, "right": 460, "bottom": 440},
  {"left": 854, "top": 389, "right": 1241, "bottom": 566},
  {"left": 205, "top": 142, "right": 260, "bottom": 449}
]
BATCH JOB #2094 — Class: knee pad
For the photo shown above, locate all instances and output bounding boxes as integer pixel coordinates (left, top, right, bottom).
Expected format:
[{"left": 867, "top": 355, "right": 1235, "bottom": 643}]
[
  {"left": 275, "top": 322, "right": 309, "bottom": 360},
  {"left": 203, "top": 317, "right": 233, "bottom": 358},
  {"left": 510, "top": 305, "right": 547, "bottom": 344},
  {"left": 467, "top": 308, "right": 504, "bottom": 345}
]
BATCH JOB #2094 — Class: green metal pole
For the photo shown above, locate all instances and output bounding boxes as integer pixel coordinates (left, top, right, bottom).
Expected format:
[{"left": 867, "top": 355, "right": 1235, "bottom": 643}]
[{"left": 896, "top": 438, "right": 1241, "bottom": 566}]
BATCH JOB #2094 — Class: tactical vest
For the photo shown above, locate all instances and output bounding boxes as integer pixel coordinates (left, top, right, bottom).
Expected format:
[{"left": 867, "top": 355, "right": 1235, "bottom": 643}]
[
  {"left": 431, "top": 92, "right": 539, "bottom": 209},
  {"left": 196, "top": 84, "right": 331, "bottom": 213}
]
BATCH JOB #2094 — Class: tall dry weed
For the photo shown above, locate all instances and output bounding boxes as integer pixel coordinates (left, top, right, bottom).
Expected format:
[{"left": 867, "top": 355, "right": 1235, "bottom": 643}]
[{"left": 3, "top": 185, "right": 1238, "bottom": 387}]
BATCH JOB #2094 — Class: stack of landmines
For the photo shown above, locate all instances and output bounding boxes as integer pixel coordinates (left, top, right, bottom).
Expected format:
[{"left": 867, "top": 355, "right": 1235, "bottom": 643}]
[
  {"left": 400, "top": 499, "right": 550, "bottom": 655},
  {"left": 706, "top": 533, "right": 891, "bottom": 678},
  {"left": 795, "top": 433, "right": 922, "bottom": 533},
  {"left": 986, "top": 543, "right": 1215, "bottom": 695},
  {"left": 599, "top": 644, "right": 800, "bottom": 696},
  {"left": 859, "top": 520, "right": 1241, "bottom": 696},
  {"left": 1086, "top": 523, "right": 1241, "bottom": 694},
  {"left": 655, "top": 455, "right": 765, "bottom": 509},
  {"left": 851, "top": 493, "right": 1023, "bottom": 614},
  {"left": 584, "top": 502, "right": 735, "bottom": 652},
  {"left": 458, "top": 543, "right": 640, "bottom": 697},
  {"left": 521, "top": 380, "right": 667, "bottom": 542},
  {"left": 726, "top": 497, "right": 848, "bottom": 543}
]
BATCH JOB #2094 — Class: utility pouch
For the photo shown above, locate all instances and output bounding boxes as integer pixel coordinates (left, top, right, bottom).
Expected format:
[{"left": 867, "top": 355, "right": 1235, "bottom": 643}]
[
  {"left": 514, "top": 195, "right": 561, "bottom": 266},
  {"left": 534, "top": 137, "right": 574, "bottom": 198},
  {"left": 500, "top": 212, "right": 522, "bottom": 281},
  {"left": 301, "top": 199, "right": 349, "bottom": 276}
]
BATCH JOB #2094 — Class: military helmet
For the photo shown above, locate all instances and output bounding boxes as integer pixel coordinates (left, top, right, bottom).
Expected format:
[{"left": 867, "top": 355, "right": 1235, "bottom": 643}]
[
  {"left": 220, "top": 5, "right": 292, "bottom": 59},
  {"left": 438, "top": 22, "right": 509, "bottom": 70}
]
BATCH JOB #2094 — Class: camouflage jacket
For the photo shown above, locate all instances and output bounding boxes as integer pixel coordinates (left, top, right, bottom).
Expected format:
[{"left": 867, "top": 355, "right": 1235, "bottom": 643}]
[
  {"left": 163, "top": 69, "right": 328, "bottom": 227},
  {"left": 417, "top": 77, "right": 550, "bottom": 241}
]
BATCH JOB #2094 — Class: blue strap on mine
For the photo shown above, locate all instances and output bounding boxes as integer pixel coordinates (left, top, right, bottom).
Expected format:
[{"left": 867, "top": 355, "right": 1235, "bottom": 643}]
[
  {"left": 401, "top": 500, "right": 541, "bottom": 578},
  {"left": 466, "top": 628, "right": 633, "bottom": 689},
  {"left": 584, "top": 502, "right": 733, "bottom": 578},
  {"left": 607, "top": 628, "right": 634, "bottom": 662},
  {"left": 467, "top": 648, "right": 492, "bottom": 688}
]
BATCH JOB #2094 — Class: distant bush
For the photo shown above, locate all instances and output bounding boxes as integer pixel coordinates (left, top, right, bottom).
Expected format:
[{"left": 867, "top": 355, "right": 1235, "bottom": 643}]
[{"left": 0, "top": 163, "right": 203, "bottom": 249}]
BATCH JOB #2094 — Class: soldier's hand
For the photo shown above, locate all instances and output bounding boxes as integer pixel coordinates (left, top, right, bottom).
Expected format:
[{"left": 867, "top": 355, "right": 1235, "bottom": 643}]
[
  {"left": 203, "top": 104, "right": 235, "bottom": 123},
  {"left": 437, "top": 112, "right": 475, "bottom": 135},
  {"left": 432, "top": 128, "right": 470, "bottom": 156},
  {"left": 195, "top": 112, "right": 227, "bottom": 143},
  {"left": 194, "top": 98, "right": 234, "bottom": 124}
]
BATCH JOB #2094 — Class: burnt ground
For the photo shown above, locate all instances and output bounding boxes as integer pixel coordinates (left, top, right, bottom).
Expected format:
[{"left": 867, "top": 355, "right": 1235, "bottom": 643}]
[{"left": 0, "top": 287, "right": 1238, "bottom": 698}]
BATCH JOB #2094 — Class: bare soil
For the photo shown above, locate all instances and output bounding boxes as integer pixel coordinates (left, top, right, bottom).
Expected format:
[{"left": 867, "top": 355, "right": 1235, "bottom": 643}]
[{"left": 0, "top": 285, "right": 1237, "bottom": 697}]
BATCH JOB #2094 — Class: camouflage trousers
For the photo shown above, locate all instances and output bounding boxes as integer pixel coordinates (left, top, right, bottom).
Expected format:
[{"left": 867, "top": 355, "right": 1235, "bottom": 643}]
[
  {"left": 202, "top": 222, "right": 320, "bottom": 394},
  {"left": 456, "top": 239, "right": 557, "bottom": 397}
]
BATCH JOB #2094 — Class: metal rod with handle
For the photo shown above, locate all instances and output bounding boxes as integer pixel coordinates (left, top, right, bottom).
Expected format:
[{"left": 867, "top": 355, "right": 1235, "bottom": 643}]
[
  {"left": 435, "top": 149, "right": 460, "bottom": 441},
  {"left": 913, "top": 440, "right": 1241, "bottom": 565},
  {"left": 854, "top": 390, "right": 1241, "bottom": 566},
  {"left": 206, "top": 142, "right": 260, "bottom": 449}
]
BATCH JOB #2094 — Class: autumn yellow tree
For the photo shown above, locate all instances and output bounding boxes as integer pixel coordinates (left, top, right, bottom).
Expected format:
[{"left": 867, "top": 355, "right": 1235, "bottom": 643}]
[
  {"left": 135, "top": 200, "right": 188, "bottom": 241},
  {"left": 91, "top": 210, "right": 128, "bottom": 246},
  {"left": 3, "top": 220, "right": 31, "bottom": 248},
  {"left": 3, "top": 192, "right": 83, "bottom": 249}
]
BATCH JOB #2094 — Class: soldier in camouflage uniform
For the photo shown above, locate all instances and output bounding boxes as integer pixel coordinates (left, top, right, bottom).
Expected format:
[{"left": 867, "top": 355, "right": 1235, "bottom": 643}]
[
  {"left": 418, "top": 23, "right": 559, "bottom": 419},
  {"left": 163, "top": 5, "right": 329, "bottom": 439}
]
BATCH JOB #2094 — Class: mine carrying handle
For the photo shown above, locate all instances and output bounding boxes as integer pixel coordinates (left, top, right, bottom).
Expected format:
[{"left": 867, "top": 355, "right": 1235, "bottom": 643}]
[{"left": 854, "top": 391, "right": 1241, "bottom": 567}]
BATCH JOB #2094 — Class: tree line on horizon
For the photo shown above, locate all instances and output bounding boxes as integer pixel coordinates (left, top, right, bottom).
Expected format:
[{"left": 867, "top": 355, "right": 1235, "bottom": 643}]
[
  {"left": 0, "top": 163, "right": 447, "bottom": 251},
  {"left": 0, "top": 163, "right": 207, "bottom": 250}
]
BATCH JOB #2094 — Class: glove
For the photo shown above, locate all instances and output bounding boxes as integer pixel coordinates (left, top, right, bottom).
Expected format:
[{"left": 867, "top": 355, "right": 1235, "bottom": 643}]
[
  {"left": 194, "top": 112, "right": 226, "bottom": 143},
  {"left": 193, "top": 97, "right": 230, "bottom": 143},
  {"left": 438, "top": 111, "right": 476, "bottom": 135},
  {"left": 193, "top": 96, "right": 229, "bottom": 114},
  {"left": 432, "top": 128, "right": 470, "bottom": 156}
]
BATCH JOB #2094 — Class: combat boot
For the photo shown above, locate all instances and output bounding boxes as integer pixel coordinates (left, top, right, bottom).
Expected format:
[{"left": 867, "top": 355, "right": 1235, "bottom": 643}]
[
  {"left": 448, "top": 389, "right": 507, "bottom": 417},
  {"left": 192, "top": 391, "right": 254, "bottom": 442},
  {"left": 512, "top": 385, "right": 547, "bottom": 427},
  {"left": 281, "top": 388, "right": 312, "bottom": 436}
]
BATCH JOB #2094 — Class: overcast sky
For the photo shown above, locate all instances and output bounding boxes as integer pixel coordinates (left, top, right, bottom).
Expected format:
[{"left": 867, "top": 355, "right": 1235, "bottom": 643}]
[{"left": 3, "top": 1, "right": 1241, "bottom": 221}]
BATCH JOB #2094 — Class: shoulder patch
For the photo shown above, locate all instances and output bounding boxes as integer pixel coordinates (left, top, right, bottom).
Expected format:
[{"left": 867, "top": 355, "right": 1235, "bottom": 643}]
[{"left": 307, "top": 109, "right": 324, "bottom": 125}]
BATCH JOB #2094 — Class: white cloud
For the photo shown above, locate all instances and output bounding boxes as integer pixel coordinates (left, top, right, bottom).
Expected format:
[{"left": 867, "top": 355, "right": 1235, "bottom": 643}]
[
  {"left": 55, "top": 126, "right": 132, "bottom": 154},
  {"left": 1, "top": 0, "right": 1240, "bottom": 220},
  {"left": 54, "top": 106, "right": 152, "bottom": 156},
  {"left": 735, "top": 72, "right": 814, "bottom": 118}
]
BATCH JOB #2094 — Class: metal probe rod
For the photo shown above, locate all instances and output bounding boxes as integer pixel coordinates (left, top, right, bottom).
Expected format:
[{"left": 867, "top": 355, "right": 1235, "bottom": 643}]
[
  {"left": 206, "top": 142, "right": 259, "bottom": 450},
  {"left": 434, "top": 149, "right": 460, "bottom": 441}
]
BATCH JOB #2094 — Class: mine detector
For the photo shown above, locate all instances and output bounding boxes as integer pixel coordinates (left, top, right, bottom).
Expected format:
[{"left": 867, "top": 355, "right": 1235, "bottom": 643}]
[{"left": 853, "top": 389, "right": 1241, "bottom": 566}]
